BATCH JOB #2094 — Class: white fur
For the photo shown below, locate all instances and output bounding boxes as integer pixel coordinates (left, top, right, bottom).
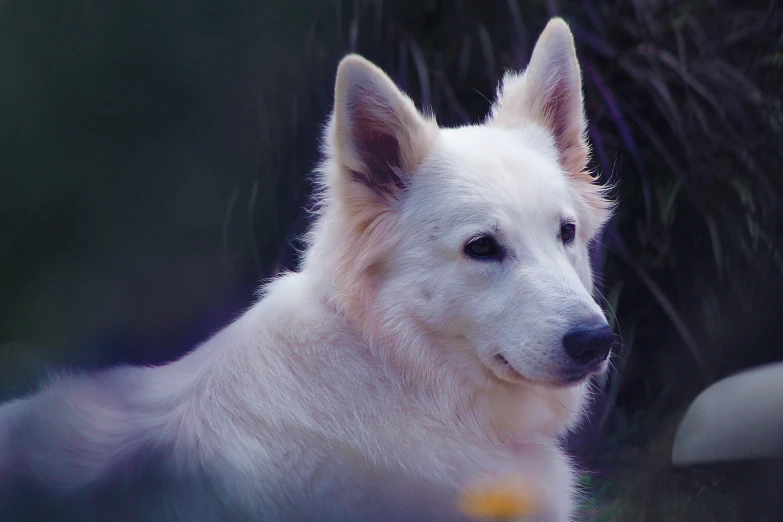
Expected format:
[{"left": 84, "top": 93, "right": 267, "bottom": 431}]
[{"left": 0, "top": 18, "right": 613, "bottom": 522}]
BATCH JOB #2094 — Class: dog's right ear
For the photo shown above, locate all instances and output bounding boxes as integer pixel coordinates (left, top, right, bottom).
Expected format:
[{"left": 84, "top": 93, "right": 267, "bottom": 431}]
[{"left": 329, "top": 55, "right": 437, "bottom": 203}]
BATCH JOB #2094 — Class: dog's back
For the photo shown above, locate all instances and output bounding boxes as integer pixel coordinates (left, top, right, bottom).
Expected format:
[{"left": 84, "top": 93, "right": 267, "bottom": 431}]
[
  {"left": 0, "top": 378, "right": 470, "bottom": 522},
  {"left": 0, "top": 277, "right": 473, "bottom": 521}
]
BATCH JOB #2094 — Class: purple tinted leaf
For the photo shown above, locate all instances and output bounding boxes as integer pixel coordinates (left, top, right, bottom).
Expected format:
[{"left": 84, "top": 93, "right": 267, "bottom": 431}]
[
  {"left": 604, "top": 228, "right": 713, "bottom": 383},
  {"left": 476, "top": 24, "right": 496, "bottom": 83},
  {"left": 546, "top": 0, "right": 559, "bottom": 18},
  {"left": 571, "top": 27, "right": 617, "bottom": 59},
  {"left": 588, "top": 127, "right": 611, "bottom": 184},
  {"left": 505, "top": 0, "right": 529, "bottom": 70},
  {"left": 407, "top": 35, "right": 431, "bottom": 109},
  {"left": 636, "top": 44, "right": 721, "bottom": 111},
  {"left": 586, "top": 63, "right": 652, "bottom": 221},
  {"left": 435, "top": 70, "right": 471, "bottom": 125},
  {"left": 580, "top": 0, "right": 606, "bottom": 37},
  {"left": 457, "top": 35, "right": 472, "bottom": 84},
  {"left": 348, "top": 1, "right": 359, "bottom": 53},
  {"left": 397, "top": 39, "right": 407, "bottom": 91}
]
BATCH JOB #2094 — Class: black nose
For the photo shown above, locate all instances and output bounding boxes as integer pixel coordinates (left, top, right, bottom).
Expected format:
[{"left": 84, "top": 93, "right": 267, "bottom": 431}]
[{"left": 563, "top": 323, "right": 614, "bottom": 365}]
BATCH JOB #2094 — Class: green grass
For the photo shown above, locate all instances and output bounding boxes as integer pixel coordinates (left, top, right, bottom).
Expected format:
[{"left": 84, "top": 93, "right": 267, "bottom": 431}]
[{"left": 577, "top": 416, "right": 740, "bottom": 521}]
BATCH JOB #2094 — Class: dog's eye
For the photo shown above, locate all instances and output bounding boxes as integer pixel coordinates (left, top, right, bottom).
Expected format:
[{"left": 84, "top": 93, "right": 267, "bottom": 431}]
[
  {"left": 465, "top": 235, "right": 502, "bottom": 260},
  {"left": 560, "top": 222, "right": 576, "bottom": 244}
]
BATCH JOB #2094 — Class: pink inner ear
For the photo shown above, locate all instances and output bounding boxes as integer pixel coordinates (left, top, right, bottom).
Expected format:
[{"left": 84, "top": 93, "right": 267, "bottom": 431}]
[
  {"left": 538, "top": 74, "right": 589, "bottom": 176},
  {"left": 346, "top": 92, "right": 406, "bottom": 197},
  {"left": 541, "top": 77, "right": 575, "bottom": 155}
]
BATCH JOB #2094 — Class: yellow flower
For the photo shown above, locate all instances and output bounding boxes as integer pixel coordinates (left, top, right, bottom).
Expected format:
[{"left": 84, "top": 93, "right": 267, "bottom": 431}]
[{"left": 457, "top": 472, "right": 543, "bottom": 520}]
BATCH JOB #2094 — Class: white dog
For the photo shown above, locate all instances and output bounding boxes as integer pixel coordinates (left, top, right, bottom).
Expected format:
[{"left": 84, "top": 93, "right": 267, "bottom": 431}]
[{"left": 0, "top": 18, "right": 614, "bottom": 521}]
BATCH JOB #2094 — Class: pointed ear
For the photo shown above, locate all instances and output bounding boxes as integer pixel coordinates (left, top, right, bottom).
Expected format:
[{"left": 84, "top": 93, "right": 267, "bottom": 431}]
[
  {"left": 489, "top": 18, "right": 588, "bottom": 175},
  {"left": 329, "top": 55, "right": 437, "bottom": 202}
]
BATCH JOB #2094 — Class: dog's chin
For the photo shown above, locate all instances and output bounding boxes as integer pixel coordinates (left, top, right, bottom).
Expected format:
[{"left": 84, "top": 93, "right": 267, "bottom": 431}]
[{"left": 488, "top": 354, "right": 605, "bottom": 389}]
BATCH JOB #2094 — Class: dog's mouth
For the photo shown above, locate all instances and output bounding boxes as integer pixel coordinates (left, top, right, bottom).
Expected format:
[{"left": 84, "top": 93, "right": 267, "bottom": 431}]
[
  {"left": 490, "top": 354, "right": 530, "bottom": 384},
  {"left": 490, "top": 354, "right": 598, "bottom": 387}
]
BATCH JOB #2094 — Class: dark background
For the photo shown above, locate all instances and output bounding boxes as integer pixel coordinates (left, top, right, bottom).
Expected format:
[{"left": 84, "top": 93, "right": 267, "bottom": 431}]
[{"left": 1, "top": 0, "right": 781, "bottom": 519}]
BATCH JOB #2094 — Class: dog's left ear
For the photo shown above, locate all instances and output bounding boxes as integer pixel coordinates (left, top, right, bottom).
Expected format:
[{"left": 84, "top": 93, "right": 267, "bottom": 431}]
[{"left": 489, "top": 18, "right": 588, "bottom": 175}]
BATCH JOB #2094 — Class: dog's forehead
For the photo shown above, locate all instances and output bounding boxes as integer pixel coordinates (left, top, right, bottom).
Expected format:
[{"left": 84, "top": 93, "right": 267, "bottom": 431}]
[{"left": 414, "top": 124, "right": 574, "bottom": 218}]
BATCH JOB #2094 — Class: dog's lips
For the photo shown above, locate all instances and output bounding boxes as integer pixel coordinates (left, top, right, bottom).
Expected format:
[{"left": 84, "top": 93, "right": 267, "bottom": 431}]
[
  {"left": 490, "top": 354, "right": 530, "bottom": 384},
  {"left": 489, "top": 354, "right": 602, "bottom": 388}
]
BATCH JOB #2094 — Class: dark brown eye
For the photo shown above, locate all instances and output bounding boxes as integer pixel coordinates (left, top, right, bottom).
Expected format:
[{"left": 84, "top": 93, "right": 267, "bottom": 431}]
[
  {"left": 465, "top": 236, "right": 502, "bottom": 260},
  {"left": 560, "top": 222, "right": 576, "bottom": 244}
]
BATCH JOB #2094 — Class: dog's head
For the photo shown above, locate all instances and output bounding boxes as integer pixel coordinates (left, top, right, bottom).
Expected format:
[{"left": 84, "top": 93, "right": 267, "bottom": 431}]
[{"left": 309, "top": 19, "right": 614, "bottom": 391}]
